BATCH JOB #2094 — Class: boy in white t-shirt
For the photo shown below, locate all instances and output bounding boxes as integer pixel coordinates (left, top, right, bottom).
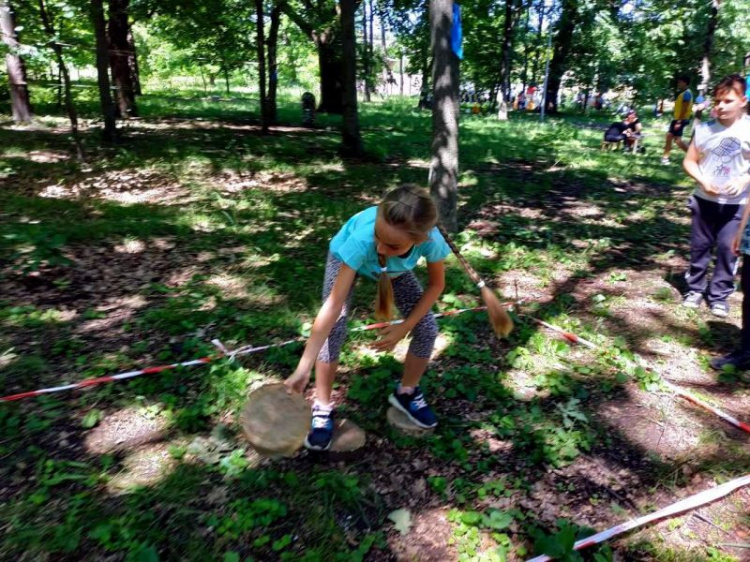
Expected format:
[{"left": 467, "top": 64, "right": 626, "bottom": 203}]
[{"left": 682, "top": 74, "right": 750, "bottom": 318}]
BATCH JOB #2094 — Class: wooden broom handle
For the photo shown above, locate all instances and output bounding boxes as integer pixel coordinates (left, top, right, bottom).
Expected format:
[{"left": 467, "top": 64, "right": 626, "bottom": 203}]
[{"left": 436, "top": 222, "right": 485, "bottom": 287}]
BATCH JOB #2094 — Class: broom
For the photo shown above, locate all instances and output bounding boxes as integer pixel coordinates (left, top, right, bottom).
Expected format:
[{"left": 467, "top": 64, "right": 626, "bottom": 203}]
[{"left": 436, "top": 223, "right": 514, "bottom": 337}]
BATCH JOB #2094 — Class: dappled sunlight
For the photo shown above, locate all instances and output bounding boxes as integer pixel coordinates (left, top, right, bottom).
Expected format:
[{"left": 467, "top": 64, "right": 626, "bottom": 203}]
[
  {"left": 106, "top": 445, "right": 177, "bottom": 494},
  {"left": 84, "top": 406, "right": 171, "bottom": 455},
  {"left": 114, "top": 238, "right": 147, "bottom": 254}
]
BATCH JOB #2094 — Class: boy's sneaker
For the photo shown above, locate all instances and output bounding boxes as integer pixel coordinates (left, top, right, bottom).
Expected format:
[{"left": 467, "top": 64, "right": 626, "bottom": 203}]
[
  {"left": 388, "top": 387, "right": 438, "bottom": 429},
  {"left": 660, "top": 156, "right": 670, "bottom": 165},
  {"left": 682, "top": 291, "right": 704, "bottom": 309},
  {"left": 710, "top": 349, "right": 750, "bottom": 371},
  {"left": 710, "top": 302, "right": 729, "bottom": 318},
  {"left": 304, "top": 405, "right": 335, "bottom": 451}
]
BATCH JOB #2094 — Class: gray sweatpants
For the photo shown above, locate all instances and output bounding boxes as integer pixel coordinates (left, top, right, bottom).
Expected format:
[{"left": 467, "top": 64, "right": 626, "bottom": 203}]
[{"left": 317, "top": 254, "right": 438, "bottom": 362}]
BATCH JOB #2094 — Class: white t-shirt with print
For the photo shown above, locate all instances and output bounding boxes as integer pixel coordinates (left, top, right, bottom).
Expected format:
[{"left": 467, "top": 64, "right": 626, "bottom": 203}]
[{"left": 693, "top": 116, "right": 750, "bottom": 205}]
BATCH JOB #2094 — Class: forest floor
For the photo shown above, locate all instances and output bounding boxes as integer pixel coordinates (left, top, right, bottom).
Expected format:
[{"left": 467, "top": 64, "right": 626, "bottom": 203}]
[{"left": 1, "top": 93, "right": 749, "bottom": 562}]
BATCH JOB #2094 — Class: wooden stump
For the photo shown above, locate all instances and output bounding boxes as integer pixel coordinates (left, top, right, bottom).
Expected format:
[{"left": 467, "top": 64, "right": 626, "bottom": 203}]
[
  {"left": 240, "top": 384, "right": 310, "bottom": 458},
  {"left": 326, "top": 418, "right": 367, "bottom": 461},
  {"left": 387, "top": 407, "right": 435, "bottom": 436}
]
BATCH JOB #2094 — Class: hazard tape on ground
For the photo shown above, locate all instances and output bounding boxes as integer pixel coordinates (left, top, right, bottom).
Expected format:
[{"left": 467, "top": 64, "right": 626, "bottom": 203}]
[
  {"left": 527, "top": 474, "right": 750, "bottom": 561},
  {"left": 531, "top": 318, "right": 750, "bottom": 436},
  {"left": 0, "top": 306, "right": 491, "bottom": 403}
]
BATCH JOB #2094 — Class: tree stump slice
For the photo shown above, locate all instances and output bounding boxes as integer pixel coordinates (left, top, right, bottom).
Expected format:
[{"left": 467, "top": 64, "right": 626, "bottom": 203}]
[
  {"left": 326, "top": 418, "right": 367, "bottom": 460},
  {"left": 240, "top": 383, "right": 310, "bottom": 458},
  {"left": 387, "top": 407, "right": 434, "bottom": 436}
]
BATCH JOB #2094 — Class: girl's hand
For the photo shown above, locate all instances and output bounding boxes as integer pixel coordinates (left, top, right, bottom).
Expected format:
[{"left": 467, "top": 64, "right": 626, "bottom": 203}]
[
  {"left": 284, "top": 368, "right": 311, "bottom": 394},
  {"left": 724, "top": 176, "right": 750, "bottom": 197},
  {"left": 701, "top": 180, "right": 721, "bottom": 196},
  {"left": 371, "top": 324, "right": 410, "bottom": 352}
]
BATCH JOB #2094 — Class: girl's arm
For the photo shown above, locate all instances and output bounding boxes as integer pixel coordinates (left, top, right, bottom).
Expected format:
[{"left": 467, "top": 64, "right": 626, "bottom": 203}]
[
  {"left": 683, "top": 137, "right": 719, "bottom": 196},
  {"left": 285, "top": 264, "right": 357, "bottom": 393},
  {"left": 371, "top": 260, "right": 446, "bottom": 352}
]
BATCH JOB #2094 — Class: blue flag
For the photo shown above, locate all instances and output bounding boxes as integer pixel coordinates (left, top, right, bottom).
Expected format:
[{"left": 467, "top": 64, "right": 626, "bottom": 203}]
[{"left": 451, "top": 3, "right": 463, "bottom": 60}]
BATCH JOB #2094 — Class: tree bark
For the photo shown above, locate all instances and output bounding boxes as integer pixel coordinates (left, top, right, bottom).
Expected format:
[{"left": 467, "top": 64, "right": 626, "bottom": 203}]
[
  {"left": 107, "top": 0, "right": 138, "bottom": 117},
  {"left": 699, "top": 0, "right": 720, "bottom": 91},
  {"left": 267, "top": 4, "right": 281, "bottom": 124},
  {"left": 361, "top": 0, "right": 370, "bottom": 101},
  {"left": 545, "top": 0, "right": 578, "bottom": 114},
  {"left": 530, "top": 0, "right": 545, "bottom": 87},
  {"left": 38, "top": 0, "right": 84, "bottom": 159},
  {"left": 429, "top": 0, "right": 458, "bottom": 232},
  {"left": 340, "top": 0, "right": 364, "bottom": 156},
  {"left": 281, "top": 4, "right": 344, "bottom": 114},
  {"left": 127, "top": 28, "right": 141, "bottom": 95},
  {"left": 1, "top": 0, "right": 33, "bottom": 123},
  {"left": 256, "top": 0, "right": 269, "bottom": 133},
  {"left": 91, "top": 0, "right": 118, "bottom": 142},
  {"left": 498, "top": 0, "right": 515, "bottom": 103},
  {"left": 316, "top": 39, "right": 344, "bottom": 113}
]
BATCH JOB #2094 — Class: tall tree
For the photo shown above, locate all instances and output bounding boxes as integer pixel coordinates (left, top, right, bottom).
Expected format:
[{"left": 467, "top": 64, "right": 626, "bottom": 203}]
[
  {"left": 91, "top": 0, "right": 117, "bottom": 141},
  {"left": 266, "top": 4, "right": 281, "bottom": 124},
  {"left": 361, "top": 0, "right": 370, "bottom": 101},
  {"left": 1, "top": 0, "right": 33, "bottom": 123},
  {"left": 429, "top": 0, "right": 458, "bottom": 231},
  {"left": 282, "top": 1, "right": 345, "bottom": 113},
  {"left": 256, "top": 0, "right": 270, "bottom": 133},
  {"left": 700, "top": 0, "right": 720, "bottom": 90},
  {"left": 340, "top": 0, "right": 364, "bottom": 155},
  {"left": 37, "top": 0, "right": 84, "bottom": 159},
  {"left": 545, "top": 0, "right": 578, "bottom": 113},
  {"left": 108, "top": 0, "right": 138, "bottom": 117}
]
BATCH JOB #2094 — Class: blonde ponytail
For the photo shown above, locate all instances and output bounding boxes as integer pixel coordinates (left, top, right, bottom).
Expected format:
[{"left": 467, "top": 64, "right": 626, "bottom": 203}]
[{"left": 375, "top": 253, "right": 394, "bottom": 320}]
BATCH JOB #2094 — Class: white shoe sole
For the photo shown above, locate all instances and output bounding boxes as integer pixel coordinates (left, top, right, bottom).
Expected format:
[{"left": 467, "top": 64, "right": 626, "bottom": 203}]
[
  {"left": 304, "top": 434, "right": 331, "bottom": 451},
  {"left": 388, "top": 394, "right": 437, "bottom": 429}
]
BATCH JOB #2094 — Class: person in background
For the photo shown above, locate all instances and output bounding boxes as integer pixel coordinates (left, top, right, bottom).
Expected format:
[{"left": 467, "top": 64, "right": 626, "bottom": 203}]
[
  {"left": 662, "top": 75, "right": 694, "bottom": 165},
  {"left": 681, "top": 74, "right": 750, "bottom": 319}
]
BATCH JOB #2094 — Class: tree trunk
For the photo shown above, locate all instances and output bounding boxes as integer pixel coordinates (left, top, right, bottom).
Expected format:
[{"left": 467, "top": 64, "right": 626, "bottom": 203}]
[
  {"left": 368, "top": 0, "right": 374, "bottom": 93},
  {"left": 1, "top": 0, "right": 33, "bottom": 123},
  {"left": 224, "top": 67, "right": 230, "bottom": 94},
  {"left": 91, "top": 0, "right": 118, "bottom": 142},
  {"left": 107, "top": 0, "right": 138, "bottom": 117},
  {"left": 399, "top": 53, "right": 404, "bottom": 96},
  {"left": 700, "top": 0, "right": 720, "bottom": 91},
  {"left": 256, "top": 0, "right": 269, "bottom": 133},
  {"left": 530, "top": 0, "right": 545, "bottom": 86},
  {"left": 429, "top": 0, "right": 458, "bottom": 232},
  {"left": 498, "top": 0, "right": 514, "bottom": 103},
  {"left": 520, "top": 3, "right": 530, "bottom": 93},
  {"left": 281, "top": 4, "right": 344, "bottom": 114},
  {"left": 418, "top": 57, "right": 430, "bottom": 109},
  {"left": 340, "top": 0, "right": 363, "bottom": 156},
  {"left": 361, "top": 0, "right": 370, "bottom": 101},
  {"left": 127, "top": 28, "right": 141, "bottom": 95},
  {"left": 545, "top": 0, "right": 578, "bottom": 114},
  {"left": 267, "top": 4, "right": 281, "bottom": 124},
  {"left": 38, "top": 0, "right": 84, "bottom": 159},
  {"left": 317, "top": 39, "right": 344, "bottom": 114}
]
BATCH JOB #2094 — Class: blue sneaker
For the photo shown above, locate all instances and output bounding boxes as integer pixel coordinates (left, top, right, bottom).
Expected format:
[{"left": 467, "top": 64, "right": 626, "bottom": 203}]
[
  {"left": 304, "top": 405, "right": 335, "bottom": 451},
  {"left": 388, "top": 387, "right": 438, "bottom": 429}
]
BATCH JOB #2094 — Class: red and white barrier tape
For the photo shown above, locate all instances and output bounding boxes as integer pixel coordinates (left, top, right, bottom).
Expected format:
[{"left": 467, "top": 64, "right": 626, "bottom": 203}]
[
  {"left": 0, "top": 306, "right": 491, "bottom": 403},
  {"left": 527, "top": 474, "right": 750, "bottom": 561},
  {"left": 530, "top": 317, "right": 750, "bottom": 436}
]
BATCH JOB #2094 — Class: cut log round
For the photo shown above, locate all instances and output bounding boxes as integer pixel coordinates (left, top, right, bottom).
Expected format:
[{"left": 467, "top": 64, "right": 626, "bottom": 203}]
[
  {"left": 328, "top": 418, "right": 366, "bottom": 459},
  {"left": 386, "top": 407, "right": 435, "bottom": 436},
  {"left": 240, "top": 383, "right": 310, "bottom": 457}
]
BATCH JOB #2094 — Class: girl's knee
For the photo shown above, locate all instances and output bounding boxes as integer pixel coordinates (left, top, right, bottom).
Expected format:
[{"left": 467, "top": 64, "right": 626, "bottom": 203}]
[{"left": 412, "top": 316, "right": 438, "bottom": 347}]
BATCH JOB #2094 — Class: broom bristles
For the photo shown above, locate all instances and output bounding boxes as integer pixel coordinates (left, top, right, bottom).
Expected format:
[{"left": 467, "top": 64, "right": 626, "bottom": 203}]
[{"left": 480, "top": 285, "right": 513, "bottom": 337}]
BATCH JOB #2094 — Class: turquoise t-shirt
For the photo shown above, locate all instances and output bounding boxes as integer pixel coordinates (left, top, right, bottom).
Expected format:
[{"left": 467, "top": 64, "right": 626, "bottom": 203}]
[{"left": 329, "top": 206, "right": 451, "bottom": 280}]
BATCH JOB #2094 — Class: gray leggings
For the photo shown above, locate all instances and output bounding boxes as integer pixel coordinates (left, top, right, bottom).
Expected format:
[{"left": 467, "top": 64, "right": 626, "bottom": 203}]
[{"left": 318, "top": 254, "right": 439, "bottom": 362}]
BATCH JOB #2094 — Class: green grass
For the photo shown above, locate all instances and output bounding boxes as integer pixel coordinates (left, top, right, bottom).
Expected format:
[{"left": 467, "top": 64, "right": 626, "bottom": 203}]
[{"left": 0, "top": 86, "right": 747, "bottom": 561}]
